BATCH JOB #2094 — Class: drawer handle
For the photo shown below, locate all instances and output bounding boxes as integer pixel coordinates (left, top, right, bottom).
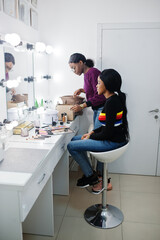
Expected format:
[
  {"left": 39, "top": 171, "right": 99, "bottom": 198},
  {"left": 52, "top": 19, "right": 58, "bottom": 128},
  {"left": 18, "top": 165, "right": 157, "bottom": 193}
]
[
  {"left": 61, "top": 144, "right": 65, "bottom": 150},
  {"left": 38, "top": 173, "right": 46, "bottom": 184}
]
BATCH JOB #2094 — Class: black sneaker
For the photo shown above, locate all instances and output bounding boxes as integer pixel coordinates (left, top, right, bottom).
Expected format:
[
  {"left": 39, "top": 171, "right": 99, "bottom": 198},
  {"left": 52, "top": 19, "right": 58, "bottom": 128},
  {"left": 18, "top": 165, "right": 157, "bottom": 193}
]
[
  {"left": 77, "top": 175, "right": 86, "bottom": 184},
  {"left": 77, "top": 172, "right": 98, "bottom": 188}
]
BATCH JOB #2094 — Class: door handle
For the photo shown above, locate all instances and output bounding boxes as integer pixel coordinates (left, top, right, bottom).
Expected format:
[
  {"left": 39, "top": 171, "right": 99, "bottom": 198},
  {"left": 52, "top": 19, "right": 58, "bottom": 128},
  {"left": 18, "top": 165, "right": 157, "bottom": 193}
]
[{"left": 149, "top": 108, "right": 159, "bottom": 113}]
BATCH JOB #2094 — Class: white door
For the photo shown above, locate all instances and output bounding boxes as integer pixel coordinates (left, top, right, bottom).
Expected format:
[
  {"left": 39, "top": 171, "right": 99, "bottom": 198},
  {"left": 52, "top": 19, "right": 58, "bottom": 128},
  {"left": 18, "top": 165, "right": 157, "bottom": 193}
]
[{"left": 97, "top": 23, "right": 160, "bottom": 175}]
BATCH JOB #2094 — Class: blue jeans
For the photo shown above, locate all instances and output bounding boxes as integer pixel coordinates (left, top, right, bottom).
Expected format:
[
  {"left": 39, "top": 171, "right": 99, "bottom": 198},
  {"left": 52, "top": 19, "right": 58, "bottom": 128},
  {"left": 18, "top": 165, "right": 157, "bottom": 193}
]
[{"left": 67, "top": 135, "right": 126, "bottom": 177}]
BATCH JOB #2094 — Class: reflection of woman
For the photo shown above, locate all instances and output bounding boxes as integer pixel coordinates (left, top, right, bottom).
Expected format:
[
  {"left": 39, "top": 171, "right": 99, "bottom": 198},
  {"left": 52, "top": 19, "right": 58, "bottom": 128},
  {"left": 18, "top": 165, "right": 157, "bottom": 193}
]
[
  {"left": 67, "top": 69, "right": 129, "bottom": 192},
  {"left": 5, "top": 52, "right": 16, "bottom": 95}
]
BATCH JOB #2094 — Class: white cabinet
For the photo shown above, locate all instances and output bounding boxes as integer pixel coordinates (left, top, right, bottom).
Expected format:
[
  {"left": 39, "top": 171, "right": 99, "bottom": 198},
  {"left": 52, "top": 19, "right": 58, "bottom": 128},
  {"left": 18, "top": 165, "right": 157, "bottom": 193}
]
[{"left": 0, "top": 117, "right": 80, "bottom": 239}]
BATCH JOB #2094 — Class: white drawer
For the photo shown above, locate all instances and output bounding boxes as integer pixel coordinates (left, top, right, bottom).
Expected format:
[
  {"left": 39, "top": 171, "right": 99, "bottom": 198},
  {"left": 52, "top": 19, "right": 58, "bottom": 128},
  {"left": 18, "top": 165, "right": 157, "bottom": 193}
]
[
  {"left": 56, "top": 138, "right": 66, "bottom": 161},
  {"left": 20, "top": 153, "right": 54, "bottom": 221}
]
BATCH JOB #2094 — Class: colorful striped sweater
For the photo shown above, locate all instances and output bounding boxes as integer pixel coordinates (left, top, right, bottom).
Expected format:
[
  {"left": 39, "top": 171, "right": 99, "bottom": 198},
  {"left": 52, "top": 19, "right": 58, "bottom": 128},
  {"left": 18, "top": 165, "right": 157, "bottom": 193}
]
[{"left": 90, "top": 94, "right": 127, "bottom": 142}]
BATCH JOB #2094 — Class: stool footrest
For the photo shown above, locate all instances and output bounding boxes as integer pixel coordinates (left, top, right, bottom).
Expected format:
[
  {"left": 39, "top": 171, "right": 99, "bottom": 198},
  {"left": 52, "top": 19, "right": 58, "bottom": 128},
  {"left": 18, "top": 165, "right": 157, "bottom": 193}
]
[{"left": 84, "top": 204, "right": 123, "bottom": 229}]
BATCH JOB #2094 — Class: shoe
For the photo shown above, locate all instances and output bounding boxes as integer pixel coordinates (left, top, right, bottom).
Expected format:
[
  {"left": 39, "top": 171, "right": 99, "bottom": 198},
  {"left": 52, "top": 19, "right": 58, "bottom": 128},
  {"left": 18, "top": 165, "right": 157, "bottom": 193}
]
[
  {"left": 77, "top": 175, "right": 86, "bottom": 184},
  {"left": 107, "top": 178, "right": 112, "bottom": 191},
  {"left": 92, "top": 177, "right": 112, "bottom": 194},
  {"left": 77, "top": 171, "right": 97, "bottom": 184},
  {"left": 77, "top": 172, "right": 98, "bottom": 188}
]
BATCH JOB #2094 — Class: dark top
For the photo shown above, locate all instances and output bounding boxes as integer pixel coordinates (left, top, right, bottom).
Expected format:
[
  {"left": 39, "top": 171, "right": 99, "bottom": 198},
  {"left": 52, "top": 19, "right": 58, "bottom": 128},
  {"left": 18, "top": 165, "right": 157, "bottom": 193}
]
[
  {"left": 84, "top": 68, "right": 106, "bottom": 110},
  {"left": 90, "top": 94, "right": 127, "bottom": 142}
]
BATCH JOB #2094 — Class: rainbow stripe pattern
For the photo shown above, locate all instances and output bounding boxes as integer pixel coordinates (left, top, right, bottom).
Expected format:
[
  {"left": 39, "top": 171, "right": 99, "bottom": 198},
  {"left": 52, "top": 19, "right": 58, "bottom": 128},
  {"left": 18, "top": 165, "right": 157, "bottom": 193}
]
[{"left": 98, "top": 111, "right": 123, "bottom": 127}]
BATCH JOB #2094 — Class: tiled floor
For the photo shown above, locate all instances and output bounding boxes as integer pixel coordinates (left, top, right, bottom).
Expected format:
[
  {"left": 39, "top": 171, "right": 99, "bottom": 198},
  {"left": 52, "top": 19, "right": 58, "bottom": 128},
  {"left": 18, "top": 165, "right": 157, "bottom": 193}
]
[{"left": 24, "top": 171, "right": 160, "bottom": 240}]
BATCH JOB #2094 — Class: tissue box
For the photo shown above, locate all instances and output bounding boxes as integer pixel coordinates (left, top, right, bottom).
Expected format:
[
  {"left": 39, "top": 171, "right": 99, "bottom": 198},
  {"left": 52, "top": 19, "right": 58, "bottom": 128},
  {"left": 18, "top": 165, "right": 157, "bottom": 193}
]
[{"left": 56, "top": 104, "right": 76, "bottom": 121}]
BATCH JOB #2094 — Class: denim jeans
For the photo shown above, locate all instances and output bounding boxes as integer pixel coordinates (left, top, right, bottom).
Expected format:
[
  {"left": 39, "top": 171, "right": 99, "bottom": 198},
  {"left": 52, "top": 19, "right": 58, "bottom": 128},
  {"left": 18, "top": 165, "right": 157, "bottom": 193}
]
[{"left": 67, "top": 135, "right": 126, "bottom": 177}]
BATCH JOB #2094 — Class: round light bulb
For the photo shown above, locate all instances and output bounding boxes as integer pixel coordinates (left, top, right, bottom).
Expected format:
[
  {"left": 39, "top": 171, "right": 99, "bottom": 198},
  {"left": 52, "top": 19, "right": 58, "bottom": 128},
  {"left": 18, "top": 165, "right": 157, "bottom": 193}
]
[
  {"left": 6, "top": 80, "right": 14, "bottom": 88},
  {"left": 35, "top": 42, "right": 46, "bottom": 52},
  {"left": 5, "top": 33, "right": 21, "bottom": 46},
  {"left": 46, "top": 45, "right": 53, "bottom": 54}
]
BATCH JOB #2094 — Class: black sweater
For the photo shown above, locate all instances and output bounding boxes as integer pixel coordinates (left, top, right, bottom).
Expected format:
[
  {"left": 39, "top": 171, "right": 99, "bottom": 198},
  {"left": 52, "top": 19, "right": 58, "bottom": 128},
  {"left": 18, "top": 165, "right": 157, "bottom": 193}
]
[{"left": 90, "top": 94, "right": 127, "bottom": 143}]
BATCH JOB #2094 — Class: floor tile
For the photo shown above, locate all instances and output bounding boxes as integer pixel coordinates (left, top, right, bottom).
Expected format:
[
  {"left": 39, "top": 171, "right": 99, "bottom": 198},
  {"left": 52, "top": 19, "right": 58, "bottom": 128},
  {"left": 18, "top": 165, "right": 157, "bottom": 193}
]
[
  {"left": 109, "top": 173, "right": 120, "bottom": 190},
  {"left": 120, "top": 174, "right": 160, "bottom": 193},
  {"left": 23, "top": 216, "right": 63, "bottom": 240},
  {"left": 53, "top": 195, "right": 70, "bottom": 216},
  {"left": 65, "top": 187, "right": 121, "bottom": 218},
  {"left": 121, "top": 191, "right": 160, "bottom": 224},
  {"left": 69, "top": 171, "right": 79, "bottom": 194},
  {"left": 122, "top": 221, "right": 160, "bottom": 240},
  {"left": 57, "top": 216, "right": 122, "bottom": 240}
]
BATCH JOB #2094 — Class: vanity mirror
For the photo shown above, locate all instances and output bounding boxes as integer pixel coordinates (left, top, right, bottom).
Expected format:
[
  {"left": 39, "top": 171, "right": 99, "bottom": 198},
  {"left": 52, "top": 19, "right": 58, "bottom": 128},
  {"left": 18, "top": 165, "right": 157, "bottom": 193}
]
[
  {"left": 33, "top": 51, "right": 50, "bottom": 107},
  {"left": 0, "top": 34, "right": 52, "bottom": 123},
  {"left": 4, "top": 45, "right": 34, "bottom": 110},
  {"left": 0, "top": 45, "right": 7, "bottom": 122}
]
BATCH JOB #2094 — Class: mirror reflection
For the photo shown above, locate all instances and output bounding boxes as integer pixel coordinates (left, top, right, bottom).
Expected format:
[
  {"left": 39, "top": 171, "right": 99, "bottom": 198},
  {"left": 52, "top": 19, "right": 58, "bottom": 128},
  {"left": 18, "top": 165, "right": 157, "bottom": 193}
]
[
  {"left": 34, "top": 52, "right": 50, "bottom": 107},
  {"left": 0, "top": 45, "right": 7, "bottom": 122},
  {"left": 4, "top": 46, "right": 34, "bottom": 112},
  {"left": 0, "top": 41, "right": 51, "bottom": 123}
]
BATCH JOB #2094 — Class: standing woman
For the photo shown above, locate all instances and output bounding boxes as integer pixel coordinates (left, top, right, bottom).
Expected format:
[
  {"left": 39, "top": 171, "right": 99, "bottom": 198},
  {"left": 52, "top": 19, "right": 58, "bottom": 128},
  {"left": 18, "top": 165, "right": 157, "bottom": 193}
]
[
  {"left": 67, "top": 69, "right": 129, "bottom": 192},
  {"left": 69, "top": 53, "right": 106, "bottom": 129},
  {"left": 69, "top": 53, "right": 107, "bottom": 188}
]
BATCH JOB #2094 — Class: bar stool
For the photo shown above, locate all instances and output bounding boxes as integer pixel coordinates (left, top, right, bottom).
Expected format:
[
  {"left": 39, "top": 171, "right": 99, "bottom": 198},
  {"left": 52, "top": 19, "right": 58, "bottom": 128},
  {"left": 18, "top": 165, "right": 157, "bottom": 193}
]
[{"left": 84, "top": 142, "right": 129, "bottom": 229}]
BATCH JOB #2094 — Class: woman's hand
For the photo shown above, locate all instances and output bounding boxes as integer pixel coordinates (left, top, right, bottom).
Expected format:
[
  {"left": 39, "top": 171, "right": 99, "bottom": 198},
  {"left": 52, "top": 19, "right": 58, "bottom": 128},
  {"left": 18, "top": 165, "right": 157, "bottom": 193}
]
[
  {"left": 70, "top": 104, "right": 82, "bottom": 112},
  {"left": 74, "top": 88, "right": 85, "bottom": 96},
  {"left": 81, "top": 133, "right": 90, "bottom": 140},
  {"left": 81, "top": 131, "right": 94, "bottom": 140}
]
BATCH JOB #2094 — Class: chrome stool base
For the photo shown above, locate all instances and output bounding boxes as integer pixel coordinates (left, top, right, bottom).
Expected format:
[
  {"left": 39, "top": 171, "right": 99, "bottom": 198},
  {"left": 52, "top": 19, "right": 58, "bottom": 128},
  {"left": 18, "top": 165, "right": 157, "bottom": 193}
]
[{"left": 84, "top": 204, "right": 124, "bottom": 229}]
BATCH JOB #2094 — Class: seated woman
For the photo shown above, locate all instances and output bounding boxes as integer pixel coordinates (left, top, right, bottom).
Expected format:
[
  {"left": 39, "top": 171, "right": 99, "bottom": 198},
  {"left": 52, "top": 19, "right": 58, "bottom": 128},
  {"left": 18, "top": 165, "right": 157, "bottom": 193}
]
[{"left": 67, "top": 69, "right": 129, "bottom": 191}]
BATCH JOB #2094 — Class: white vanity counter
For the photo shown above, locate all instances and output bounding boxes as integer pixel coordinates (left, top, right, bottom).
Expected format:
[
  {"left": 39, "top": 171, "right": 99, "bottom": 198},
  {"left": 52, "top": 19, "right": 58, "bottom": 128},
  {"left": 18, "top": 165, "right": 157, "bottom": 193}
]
[{"left": 0, "top": 116, "right": 79, "bottom": 240}]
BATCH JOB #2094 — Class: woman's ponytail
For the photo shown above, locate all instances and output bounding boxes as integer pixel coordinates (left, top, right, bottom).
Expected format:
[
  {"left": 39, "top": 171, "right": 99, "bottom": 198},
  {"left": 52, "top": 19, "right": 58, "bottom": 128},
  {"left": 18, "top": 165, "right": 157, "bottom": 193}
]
[
  {"left": 85, "top": 59, "right": 94, "bottom": 68},
  {"left": 118, "top": 90, "right": 129, "bottom": 141}
]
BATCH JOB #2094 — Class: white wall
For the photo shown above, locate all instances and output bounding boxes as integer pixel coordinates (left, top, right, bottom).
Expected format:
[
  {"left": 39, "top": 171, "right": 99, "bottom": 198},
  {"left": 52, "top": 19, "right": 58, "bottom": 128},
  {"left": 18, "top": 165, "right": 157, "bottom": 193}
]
[
  {"left": 0, "top": 6, "right": 39, "bottom": 43},
  {"left": 38, "top": 0, "right": 160, "bottom": 105},
  {"left": 1, "top": 0, "right": 160, "bottom": 107}
]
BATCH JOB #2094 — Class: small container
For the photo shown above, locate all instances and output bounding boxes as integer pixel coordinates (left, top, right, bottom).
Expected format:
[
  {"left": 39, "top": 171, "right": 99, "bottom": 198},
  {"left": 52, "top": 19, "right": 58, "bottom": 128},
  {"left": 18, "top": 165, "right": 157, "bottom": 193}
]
[
  {"left": 7, "top": 108, "right": 19, "bottom": 121},
  {"left": 41, "top": 109, "right": 58, "bottom": 125},
  {"left": 21, "top": 128, "right": 29, "bottom": 137},
  {"left": 61, "top": 112, "right": 67, "bottom": 123}
]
